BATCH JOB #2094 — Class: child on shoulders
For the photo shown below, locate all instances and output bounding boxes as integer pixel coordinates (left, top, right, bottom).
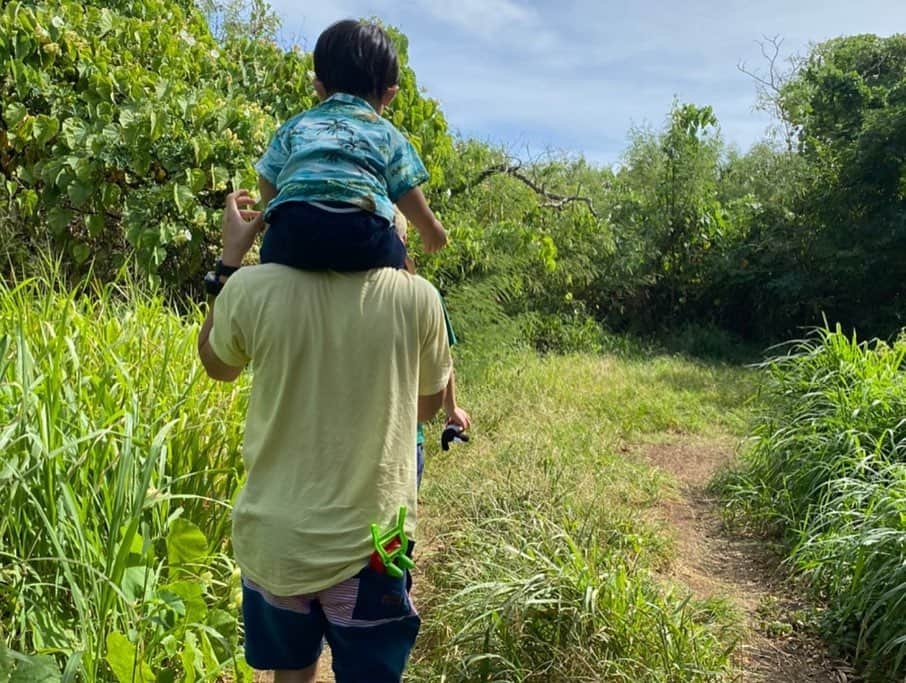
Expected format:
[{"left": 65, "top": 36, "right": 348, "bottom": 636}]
[{"left": 256, "top": 19, "right": 447, "bottom": 271}]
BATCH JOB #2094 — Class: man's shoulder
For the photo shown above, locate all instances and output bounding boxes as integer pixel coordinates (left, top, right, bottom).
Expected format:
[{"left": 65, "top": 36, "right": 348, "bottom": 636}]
[
  {"left": 371, "top": 269, "right": 436, "bottom": 294},
  {"left": 223, "top": 264, "right": 307, "bottom": 296}
]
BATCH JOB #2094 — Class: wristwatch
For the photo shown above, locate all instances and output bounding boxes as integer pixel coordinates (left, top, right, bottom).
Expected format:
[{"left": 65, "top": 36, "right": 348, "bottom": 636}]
[{"left": 203, "top": 259, "right": 240, "bottom": 297}]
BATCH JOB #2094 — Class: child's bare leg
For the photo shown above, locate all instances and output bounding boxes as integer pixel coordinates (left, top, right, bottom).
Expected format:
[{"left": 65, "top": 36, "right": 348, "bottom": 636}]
[{"left": 273, "top": 664, "right": 318, "bottom": 683}]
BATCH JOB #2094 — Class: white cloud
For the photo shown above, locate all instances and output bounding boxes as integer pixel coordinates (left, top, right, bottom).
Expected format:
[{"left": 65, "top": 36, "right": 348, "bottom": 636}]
[
  {"left": 413, "top": 0, "right": 538, "bottom": 37},
  {"left": 267, "top": 0, "right": 906, "bottom": 166}
]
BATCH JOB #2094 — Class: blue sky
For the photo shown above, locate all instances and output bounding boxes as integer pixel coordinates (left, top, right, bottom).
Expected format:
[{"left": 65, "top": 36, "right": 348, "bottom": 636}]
[{"left": 267, "top": 0, "right": 906, "bottom": 166}]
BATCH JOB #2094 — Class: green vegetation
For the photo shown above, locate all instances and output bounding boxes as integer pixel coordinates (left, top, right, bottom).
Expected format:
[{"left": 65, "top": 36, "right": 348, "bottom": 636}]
[
  {"left": 0, "top": 276, "right": 753, "bottom": 681},
  {"left": 413, "top": 353, "right": 750, "bottom": 682},
  {"left": 4, "top": 3, "right": 906, "bottom": 345},
  {"left": 0, "top": 275, "right": 252, "bottom": 681},
  {"left": 3, "top": 0, "right": 906, "bottom": 680},
  {"left": 719, "top": 328, "right": 906, "bottom": 681},
  {"left": 0, "top": 0, "right": 449, "bottom": 285}
]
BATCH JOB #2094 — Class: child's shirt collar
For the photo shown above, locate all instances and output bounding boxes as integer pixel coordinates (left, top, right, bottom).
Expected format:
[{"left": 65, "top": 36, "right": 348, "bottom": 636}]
[{"left": 324, "top": 92, "right": 378, "bottom": 114}]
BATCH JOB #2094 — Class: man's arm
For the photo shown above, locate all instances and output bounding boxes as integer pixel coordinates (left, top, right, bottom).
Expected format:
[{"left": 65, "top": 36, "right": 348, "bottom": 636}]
[
  {"left": 442, "top": 369, "right": 471, "bottom": 429},
  {"left": 418, "top": 387, "right": 446, "bottom": 422},
  {"left": 198, "top": 298, "right": 243, "bottom": 382},
  {"left": 196, "top": 189, "right": 263, "bottom": 382}
]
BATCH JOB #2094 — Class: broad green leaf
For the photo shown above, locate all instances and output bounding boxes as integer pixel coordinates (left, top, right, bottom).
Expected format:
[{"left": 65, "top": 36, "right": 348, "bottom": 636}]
[
  {"left": 96, "top": 9, "right": 113, "bottom": 37},
  {"left": 2, "top": 102, "right": 26, "bottom": 127},
  {"left": 149, "top": 111, "right": 163, "bottom": 142},
  {"left": 71, "top": 243, "right": 90, "bottom": 264},
  {"left": 66, "top": 180, "right": 92, "bottom": 208},
  {"left": 121, "top": 565, "right": 157, "bottom": 603},
  {"left": 172, "top": 184, "right": 194, "bottom": 213},
  {"left": 60, "top": 118, "right": 87, "bottom": 148},
  {"left": 86, "top": 214, "right": 105, "bottom": 237},
  {"left": 15, "top": 189, "right": 38, "bottom": 217},
  {"left": 47, "top": 208, "right": 73, "bottom": 236},
  {"left": 166, "top": 518, "right": 208, "bottom": 568},
  {"left": 7, "top": 652, "right": 60, "bottom": 683},
  {"left": 179, "top": 632, "right": 200, "bottom": 683},
  {"left": 209, "top": 166, "right": 229, "bottom": 191},
  {"left": 105, "top": 633, "right": 153, "bottom": 683},
  {"left": 185, "top": 168, "right": 206, "bottom": 193},
  {"left": 233, "top": 655, "right": 255, "bottom": 683},
  {"left": 32, "top": 116, "right": 59, "bottom": 146},
  {"left": 101, "top": 183, "right": 121, "bottom": 211}
]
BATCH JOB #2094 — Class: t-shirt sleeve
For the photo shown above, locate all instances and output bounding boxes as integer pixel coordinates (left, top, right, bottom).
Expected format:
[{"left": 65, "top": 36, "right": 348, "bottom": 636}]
[
  {"left": 418, "top": 280, "right": 453, "bottom": 396},
  {"left": 255, "top": 115, "right": 298, "bottom": 186},
  {"left": 385, "top": 128, "right": 430, "bottom": 202},
  {"left": 208, "top": 277, "right": 252, "bottom": 368}
]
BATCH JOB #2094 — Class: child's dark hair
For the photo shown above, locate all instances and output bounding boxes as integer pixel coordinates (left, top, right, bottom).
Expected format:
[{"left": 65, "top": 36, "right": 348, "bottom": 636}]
[{"left": 314, "top": 20, "right": 400, "bottom": 100}]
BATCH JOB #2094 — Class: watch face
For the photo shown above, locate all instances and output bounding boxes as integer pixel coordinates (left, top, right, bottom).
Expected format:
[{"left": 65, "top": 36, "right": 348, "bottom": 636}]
[{"left": 203, "top": 271, "right": 222, "bottom": 296}]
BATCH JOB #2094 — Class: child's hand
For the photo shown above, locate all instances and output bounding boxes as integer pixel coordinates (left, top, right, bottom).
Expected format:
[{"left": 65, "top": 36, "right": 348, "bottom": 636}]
[
  {"left": 421, "top": 224, "right": 448, "bottom": 254},
  {"left": 445, "top": 406, "right": 471, "bottom": 431}
]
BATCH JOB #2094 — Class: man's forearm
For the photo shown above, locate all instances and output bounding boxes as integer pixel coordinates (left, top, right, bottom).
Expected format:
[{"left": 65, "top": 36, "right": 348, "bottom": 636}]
[
  {"left": 442, "top": 369, "right": 458, "bottom": 416},
  {"left": 418, "top": 386, "right": 446, "bottom": 422}
]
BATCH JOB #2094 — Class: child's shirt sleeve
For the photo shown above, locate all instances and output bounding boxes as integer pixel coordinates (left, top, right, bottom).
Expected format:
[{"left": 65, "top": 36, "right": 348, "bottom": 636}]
[
  {"left": 385, "top": 127, "right": 430, "bottom": 202},
  {"left": 255, "top": 114, "right": 302, "bottom": 186}
]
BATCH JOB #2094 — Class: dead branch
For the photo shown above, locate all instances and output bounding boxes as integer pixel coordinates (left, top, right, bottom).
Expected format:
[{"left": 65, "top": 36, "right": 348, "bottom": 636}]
[{"left": 454, "top": 162, "right": 598, "bottom": 218}]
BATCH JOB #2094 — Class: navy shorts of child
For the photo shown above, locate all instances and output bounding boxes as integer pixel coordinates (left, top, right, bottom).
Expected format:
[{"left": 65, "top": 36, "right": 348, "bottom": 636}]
[
  {"left": 242, "top": 562, "right": 420, "bottom": 681},
  {"left": 260, "top": 201, "right": 406, "bottom": 272}
]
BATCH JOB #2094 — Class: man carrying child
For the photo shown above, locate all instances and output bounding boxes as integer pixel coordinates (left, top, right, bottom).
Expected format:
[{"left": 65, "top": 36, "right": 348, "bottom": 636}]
[{"left": 198, "top": 18, "right": 464, "bottom": 683}]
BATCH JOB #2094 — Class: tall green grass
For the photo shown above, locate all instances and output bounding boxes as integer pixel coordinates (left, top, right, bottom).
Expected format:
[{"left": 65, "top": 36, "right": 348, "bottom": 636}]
[
  {"left": 719, "top": 327, "right": 906, "bottom": 681},
  {"left": 412, "top": 353, "right": 752, "bottom": 681},
  {"left": 1, "top": 272, "right": 756, "bottom": 681},
  {"left": 0, "top": 276, "right": 252, "bottom": 681}
]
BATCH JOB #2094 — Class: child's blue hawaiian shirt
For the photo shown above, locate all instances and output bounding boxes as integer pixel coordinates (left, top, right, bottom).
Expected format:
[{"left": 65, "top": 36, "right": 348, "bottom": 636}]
[{"left": 256, "top": 93, "right": 429, "bottom": 225}]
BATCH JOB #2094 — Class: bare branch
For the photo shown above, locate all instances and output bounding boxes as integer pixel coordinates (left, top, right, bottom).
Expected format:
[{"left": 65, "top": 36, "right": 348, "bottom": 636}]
[
  {"left": 738, "top": 35, "right": 798, "bottom": 153},
  {"left": 452, "top": 162, "right": 599, "bottom": 218}
]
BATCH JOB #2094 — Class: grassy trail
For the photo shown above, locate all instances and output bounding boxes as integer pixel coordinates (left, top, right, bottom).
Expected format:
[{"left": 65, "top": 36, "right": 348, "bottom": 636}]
[
  {"left": 640, "top": 437, "right": 849, "bottom": 682},
  {"left": 258, "top": 352, "right": 849, "bottom": 683},
  {"left": 2, "top": 279, "right": 861, "bottom": 681}
]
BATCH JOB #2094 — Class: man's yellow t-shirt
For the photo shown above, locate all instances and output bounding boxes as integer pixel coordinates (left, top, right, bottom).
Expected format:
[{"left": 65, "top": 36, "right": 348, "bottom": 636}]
[{"left": 209, "top": 264, "right": 452, "bottom": 596}]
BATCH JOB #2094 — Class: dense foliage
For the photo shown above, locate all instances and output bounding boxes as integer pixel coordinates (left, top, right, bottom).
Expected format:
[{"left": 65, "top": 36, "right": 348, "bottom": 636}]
[
  {"left": 3, "top": 2, "right": 905, "bottom": 344},
  {"left": 720, "top": 328, "right": 906, "bottom": 681},
  {"left": 3, "top": 0, "right": 906, "bottom": 679},
  {"left": 0, "top": 0, "right": 449, "bottom": 288},
  {"left": 0, "top": 276, "right": 252, "bottom": 681},
  {"left": 0, "top": 273, "right": 752, "bottom": 681}
]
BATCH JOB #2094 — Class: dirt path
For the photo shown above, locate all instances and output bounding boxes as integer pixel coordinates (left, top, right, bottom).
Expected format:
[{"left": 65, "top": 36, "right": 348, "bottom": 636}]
[{"left": 640, "top": 437, "right": 853, "bottom": 682}]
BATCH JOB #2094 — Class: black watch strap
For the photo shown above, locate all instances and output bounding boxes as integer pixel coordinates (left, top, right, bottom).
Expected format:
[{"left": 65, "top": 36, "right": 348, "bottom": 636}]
[{"left": 215, "top": 260, "right": 241, "bottom": 278}]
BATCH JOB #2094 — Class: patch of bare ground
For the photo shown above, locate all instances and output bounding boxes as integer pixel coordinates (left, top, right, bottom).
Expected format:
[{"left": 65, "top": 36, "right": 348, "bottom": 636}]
[{"left": 639, "top": 437, "right": 855, "bottom": 683}]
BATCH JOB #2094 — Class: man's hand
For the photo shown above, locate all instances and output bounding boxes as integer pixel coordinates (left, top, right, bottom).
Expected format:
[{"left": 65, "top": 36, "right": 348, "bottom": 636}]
[
  {"left": 421, "top": 224, "right": 448, "bottom": 254},
  {"left": 445, "top": 406, "right": 471, "bottom": 431},
  {"left": 222, "top": 189, "right": 264, "bottom": 267}
]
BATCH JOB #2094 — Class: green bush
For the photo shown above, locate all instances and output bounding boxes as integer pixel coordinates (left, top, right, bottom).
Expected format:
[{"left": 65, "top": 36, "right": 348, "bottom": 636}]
[{"left": 0, "top": 0, "right": 451, "bottom": 289}]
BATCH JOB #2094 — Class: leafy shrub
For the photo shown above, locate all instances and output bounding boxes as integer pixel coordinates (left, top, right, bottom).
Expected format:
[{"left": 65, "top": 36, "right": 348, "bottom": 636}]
[{"left": 0, "top": 0, "right": 451, "bottom": 289}]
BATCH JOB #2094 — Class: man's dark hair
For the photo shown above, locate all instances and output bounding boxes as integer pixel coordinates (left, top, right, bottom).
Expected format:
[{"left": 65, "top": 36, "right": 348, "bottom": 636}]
[{"left": 314, "top": 20, "right": 400, "bottom": 100}]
